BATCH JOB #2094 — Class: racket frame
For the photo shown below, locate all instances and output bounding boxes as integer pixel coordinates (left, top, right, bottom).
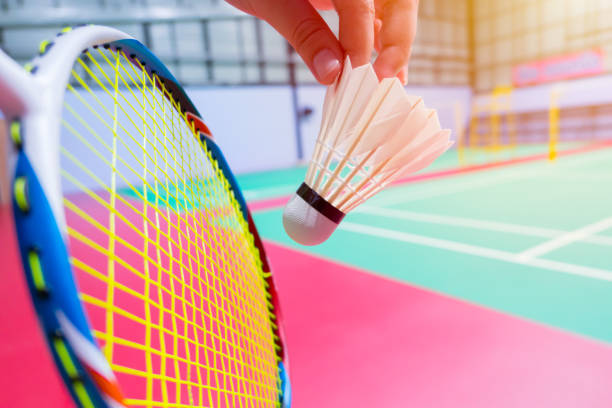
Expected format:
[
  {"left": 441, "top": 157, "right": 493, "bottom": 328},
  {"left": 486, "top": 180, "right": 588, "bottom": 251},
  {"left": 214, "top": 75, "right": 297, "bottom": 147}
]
[{"left": 1, "top": 24, "right": 290, "bottom": 408}]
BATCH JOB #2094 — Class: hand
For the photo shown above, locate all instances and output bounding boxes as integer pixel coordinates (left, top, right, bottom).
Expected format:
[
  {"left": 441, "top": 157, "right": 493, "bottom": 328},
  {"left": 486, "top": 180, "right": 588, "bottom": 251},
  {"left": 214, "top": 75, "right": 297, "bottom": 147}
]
[{"left": 225, "top": 0, "right": 419, "bottom": 85}]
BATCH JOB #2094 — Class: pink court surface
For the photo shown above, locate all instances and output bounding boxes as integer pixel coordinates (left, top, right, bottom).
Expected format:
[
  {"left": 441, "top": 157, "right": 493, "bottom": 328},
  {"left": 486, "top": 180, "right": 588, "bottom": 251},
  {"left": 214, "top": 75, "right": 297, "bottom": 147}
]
[{"left": 3, "top": 146, "right": 612, "bottom": 407}]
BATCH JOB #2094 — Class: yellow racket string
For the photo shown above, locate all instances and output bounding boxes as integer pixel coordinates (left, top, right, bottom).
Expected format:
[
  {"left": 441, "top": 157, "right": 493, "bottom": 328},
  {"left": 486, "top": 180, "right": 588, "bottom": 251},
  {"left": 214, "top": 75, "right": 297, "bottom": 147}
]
[
  {"left": 61, "top": 47, "right": 280, "bottom": 407},
  {"left": 66, "top": 55, "right": 276, "bottom": 332},
  {"left": 62, "top": 172, "right": 275, "bottom": 360},
  {"left": 77, "top": 47, "right": 278, "bottom": 404}
]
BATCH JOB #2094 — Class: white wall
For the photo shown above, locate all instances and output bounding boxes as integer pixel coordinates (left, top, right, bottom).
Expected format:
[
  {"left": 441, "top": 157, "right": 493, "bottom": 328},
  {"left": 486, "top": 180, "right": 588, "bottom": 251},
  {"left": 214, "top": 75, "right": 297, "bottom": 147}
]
[
  {"left": 197, "top": 84, "right": 473, "bottom": 174},
  {"left": 188, "top": 86, "right": 298, "bottom": 174}
]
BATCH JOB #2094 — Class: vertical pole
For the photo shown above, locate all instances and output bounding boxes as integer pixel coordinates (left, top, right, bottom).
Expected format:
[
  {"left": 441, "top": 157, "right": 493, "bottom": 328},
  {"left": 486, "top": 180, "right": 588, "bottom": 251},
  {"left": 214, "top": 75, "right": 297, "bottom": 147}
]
[
  {"left": 465, "top": 0, "right": 476, "bottom": 164},
  {"left": 169, "top": 21, "right": 179, "bottom": 80},
  {"left": 287, "top": 42, "right": 304, "bottom": 161},
  {"left": 236, "top": 17, "right": 247, "bottom": 83},
  {"left": 490, "top": 92, "right": 500, "bottom": 152},
  {"left": 549, "top": 88, "right": 560, "bottom": 161},
  {"left": 492, "top": 85, "right": 513, "bottom": 153},
  {"left": 201, "top": 19, "right": 214, "bottom": 83},
  {"left": 466, "top": 0, "right": 476, "bottom": 91},
  {"left": 508, "top": 91, "right": 517, "bottom": 149},
  {"left": 469, "top": 101, "right": 479, "bottom": 150},
  {"left": 254, "top": 18, "right": 266, "bottom": 84},
  {"left": 142, "top": 21, "right": 152, "bottom": 49},
  {"left": 454, "top": 101, "right": 466, "bottom": 165}
]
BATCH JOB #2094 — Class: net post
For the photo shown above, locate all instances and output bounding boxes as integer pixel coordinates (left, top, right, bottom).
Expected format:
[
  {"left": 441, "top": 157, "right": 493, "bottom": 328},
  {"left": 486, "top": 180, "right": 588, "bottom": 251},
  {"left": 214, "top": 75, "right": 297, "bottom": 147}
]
[
  {"left": 492, "top": 85, "right": 513, "bottom": 155},
  {"left": 468, "top": 98, "right": 480, "bottom": 164},
  {"left": 549, "top": 86, "right": 562, "bottom": 161},
  {"left": 454, "top": 100, "right": 466, "bottom": 166}
]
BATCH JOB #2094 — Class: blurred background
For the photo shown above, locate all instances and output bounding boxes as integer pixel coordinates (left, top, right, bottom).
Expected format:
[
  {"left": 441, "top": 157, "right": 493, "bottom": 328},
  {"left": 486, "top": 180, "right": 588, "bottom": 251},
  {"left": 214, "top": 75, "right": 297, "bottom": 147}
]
[
  {"left": 2, "top": 0, "right": 612, "bottom": 174},
  {"left": 2, "top": 1, "right": 612, "bottom": 407}
]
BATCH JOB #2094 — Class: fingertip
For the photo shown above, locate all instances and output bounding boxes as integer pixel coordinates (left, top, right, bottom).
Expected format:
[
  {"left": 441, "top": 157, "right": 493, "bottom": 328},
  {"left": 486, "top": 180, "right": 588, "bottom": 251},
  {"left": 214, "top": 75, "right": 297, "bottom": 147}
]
[
  {"left": 398, "top": 66, "right": 408, "bottom": 85},
  {"left": 313, "top": 49, "right": 343, "bottom": 84},
  {"left": 253, "top": 0, "right": 343, "bottom": 85},
  {"left": 333, "top": 0, "right": 375, "bottom": 67},
  {"left": 373, "top": 45, "right": 410, "bottom": 80}
]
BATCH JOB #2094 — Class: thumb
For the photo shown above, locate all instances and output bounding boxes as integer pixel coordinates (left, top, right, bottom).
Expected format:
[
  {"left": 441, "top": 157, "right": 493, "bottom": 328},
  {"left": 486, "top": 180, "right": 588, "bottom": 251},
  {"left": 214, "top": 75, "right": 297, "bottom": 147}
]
[{"left": 255, "top": 0, "right": 344, "bottom": 84}]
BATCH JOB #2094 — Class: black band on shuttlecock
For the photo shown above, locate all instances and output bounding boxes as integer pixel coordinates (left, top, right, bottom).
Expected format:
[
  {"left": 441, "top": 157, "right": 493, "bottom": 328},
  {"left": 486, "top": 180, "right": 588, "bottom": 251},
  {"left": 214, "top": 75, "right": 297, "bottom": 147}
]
[{"left": 296, "top": 182, "right": 345, "bottom": 224}]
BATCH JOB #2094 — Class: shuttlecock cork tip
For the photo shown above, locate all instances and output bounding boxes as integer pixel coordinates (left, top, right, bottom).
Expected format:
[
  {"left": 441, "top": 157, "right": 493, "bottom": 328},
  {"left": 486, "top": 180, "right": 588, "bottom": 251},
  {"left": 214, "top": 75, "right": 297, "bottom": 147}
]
[{"left": 282, "top": 183, "right": 345, "bottom": 246}]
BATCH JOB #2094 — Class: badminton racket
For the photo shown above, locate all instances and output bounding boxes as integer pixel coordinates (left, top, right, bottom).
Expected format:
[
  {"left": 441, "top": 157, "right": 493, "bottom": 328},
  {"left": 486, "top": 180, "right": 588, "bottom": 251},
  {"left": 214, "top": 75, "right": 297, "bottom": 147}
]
[{"left": 1, "top": 24, "right": 290, "bottom": 408}]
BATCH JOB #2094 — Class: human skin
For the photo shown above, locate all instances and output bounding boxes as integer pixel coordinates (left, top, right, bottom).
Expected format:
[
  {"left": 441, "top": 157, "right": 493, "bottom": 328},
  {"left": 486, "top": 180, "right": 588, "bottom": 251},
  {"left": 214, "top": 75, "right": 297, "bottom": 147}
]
[{"left": 225, "top": 0, "right": 419, "bottom": 85}]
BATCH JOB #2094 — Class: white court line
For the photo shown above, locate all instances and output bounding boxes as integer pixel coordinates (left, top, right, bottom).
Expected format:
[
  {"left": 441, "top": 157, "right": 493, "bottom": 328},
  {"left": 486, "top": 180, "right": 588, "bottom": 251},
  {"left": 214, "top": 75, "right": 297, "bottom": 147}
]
[
  {"left": 371, "top": 170, "right": 531, "bottom": 207},
  {"left": 355, "top": 206, "right": 612, "bottom": 247},
  {"left": 339, "top": 221, "right": 612, "bottom": 282},
  {"left": 372, "top": 148, "right": 612, "bottom": 208},
  {"left": 356, "top": 206, "right": 561, "bottom": 237},
  {"left": 517, "top": 217, "right": 612, "bottom": 261}
]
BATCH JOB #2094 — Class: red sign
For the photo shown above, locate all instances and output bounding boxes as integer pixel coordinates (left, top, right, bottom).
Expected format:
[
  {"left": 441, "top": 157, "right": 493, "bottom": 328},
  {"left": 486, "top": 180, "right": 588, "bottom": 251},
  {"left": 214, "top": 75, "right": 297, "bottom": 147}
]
[{"left": 512, "top": 49, "right": 606, "bottom": 87}]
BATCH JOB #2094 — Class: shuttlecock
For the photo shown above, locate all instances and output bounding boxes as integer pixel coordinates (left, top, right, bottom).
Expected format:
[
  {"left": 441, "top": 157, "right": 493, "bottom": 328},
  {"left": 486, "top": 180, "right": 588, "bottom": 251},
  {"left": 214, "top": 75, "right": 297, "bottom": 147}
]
[{"left": 283, "top": 57, "right": 453, "bottom": 245}]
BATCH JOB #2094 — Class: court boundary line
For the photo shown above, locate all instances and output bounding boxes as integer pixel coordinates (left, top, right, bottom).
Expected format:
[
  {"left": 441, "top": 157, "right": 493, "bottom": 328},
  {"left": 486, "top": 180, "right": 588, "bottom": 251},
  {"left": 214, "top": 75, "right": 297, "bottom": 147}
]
[
  {"left": 339, "top": 221, "right": 612, "bottom": 282},
  {"left": 389, "top": 141, "right": 612, "bottom": 186},
  {"left": 358, "top": 143, "right": 612, "bottom": 207},
  {"left": 248, "top": 141, "right": 612, "bottom": 212},
  {"left": 354, "top": 207, "right": 612, "bottom": 247},
  {"left": 369, "top": 168, "right": 533, "bottom": 207},
  {"left": 517, "top": 217, "right": 612, "bottom": 260}
]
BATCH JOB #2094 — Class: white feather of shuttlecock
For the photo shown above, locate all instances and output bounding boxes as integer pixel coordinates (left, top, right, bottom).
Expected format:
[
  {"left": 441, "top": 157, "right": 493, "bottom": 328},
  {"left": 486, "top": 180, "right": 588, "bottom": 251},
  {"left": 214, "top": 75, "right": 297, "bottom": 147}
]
[
  {"left": 283, "top": 57, "right": 452, "bottom": 245},
  {"left": 307, "top": 57, "right": 452, "bottom": 211}
]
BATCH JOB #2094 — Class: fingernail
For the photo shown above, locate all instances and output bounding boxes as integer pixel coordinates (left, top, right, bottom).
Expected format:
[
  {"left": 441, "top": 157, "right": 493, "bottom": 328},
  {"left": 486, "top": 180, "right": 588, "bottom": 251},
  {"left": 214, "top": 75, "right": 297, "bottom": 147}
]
[{"left": 313, "top": 49, "right": 341, "bottom": 81}]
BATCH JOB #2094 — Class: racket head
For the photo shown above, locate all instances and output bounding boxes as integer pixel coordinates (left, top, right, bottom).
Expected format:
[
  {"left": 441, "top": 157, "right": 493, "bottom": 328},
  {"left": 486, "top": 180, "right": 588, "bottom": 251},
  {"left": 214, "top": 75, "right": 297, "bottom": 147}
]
[{"left": 2, "top": 25, "right": 290, "bottom": 408}]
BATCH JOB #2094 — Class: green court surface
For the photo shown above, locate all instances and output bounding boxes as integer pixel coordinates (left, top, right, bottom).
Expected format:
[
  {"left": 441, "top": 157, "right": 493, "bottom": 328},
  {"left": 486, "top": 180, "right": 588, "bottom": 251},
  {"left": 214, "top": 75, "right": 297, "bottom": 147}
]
[
  {"left": 242, "top": 144, "right": 612, "bottom": 343},
  {"left": 237, "top": 142, "right": 587, "bottom": 201}
]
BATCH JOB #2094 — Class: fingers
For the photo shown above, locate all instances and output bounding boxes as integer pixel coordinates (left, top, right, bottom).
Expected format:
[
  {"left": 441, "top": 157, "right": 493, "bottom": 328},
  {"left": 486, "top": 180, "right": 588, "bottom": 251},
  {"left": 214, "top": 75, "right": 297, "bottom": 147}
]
[
  {"left": 251, "top": 0, "right": 343, "bottom": 84},
  {"left": 373, "top": 0, "right": 419, "bottom": 81},
  {"left": 332, "top": 0, "right": 375, "bottom": 67},
  {"left": 227, "top": 0, "right": 416, "bottom": 84}
]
